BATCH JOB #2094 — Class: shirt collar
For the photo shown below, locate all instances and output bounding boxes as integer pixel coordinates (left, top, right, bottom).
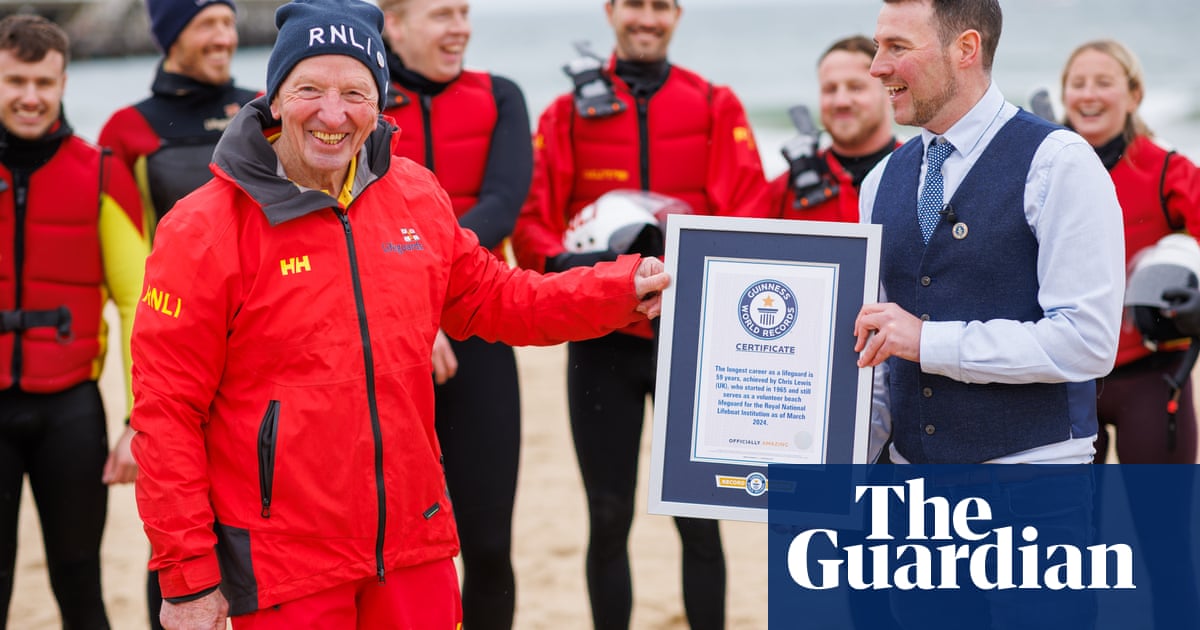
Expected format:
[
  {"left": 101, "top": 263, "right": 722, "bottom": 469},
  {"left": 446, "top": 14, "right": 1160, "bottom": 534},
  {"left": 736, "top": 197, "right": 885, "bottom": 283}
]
[{"left": 920, "top": 81, "right": 1006, "bottom": 157}]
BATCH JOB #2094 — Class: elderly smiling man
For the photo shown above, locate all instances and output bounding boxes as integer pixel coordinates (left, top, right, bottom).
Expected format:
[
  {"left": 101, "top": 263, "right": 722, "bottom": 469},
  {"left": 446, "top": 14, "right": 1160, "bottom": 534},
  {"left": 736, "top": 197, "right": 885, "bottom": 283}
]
[{"left": 128, "top": 0, "right": 670, "bottom": 628}]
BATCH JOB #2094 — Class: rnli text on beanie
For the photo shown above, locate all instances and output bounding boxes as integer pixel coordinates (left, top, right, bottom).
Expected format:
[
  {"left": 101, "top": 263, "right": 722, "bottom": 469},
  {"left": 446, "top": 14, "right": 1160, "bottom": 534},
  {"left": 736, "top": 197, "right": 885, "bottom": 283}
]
[
  {"left": 147, "top": 0, "right": 236, "bottom": 53},
  {"left": 266, "top": 0, "right": 389, "bottom": 108}
]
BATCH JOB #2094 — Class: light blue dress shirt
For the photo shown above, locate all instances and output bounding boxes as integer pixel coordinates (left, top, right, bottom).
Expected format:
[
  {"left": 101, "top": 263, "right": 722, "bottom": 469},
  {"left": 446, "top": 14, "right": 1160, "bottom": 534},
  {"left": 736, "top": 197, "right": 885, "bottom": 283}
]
[{"left": 859, "top": 82, "right": 1125, "bottom": 464}]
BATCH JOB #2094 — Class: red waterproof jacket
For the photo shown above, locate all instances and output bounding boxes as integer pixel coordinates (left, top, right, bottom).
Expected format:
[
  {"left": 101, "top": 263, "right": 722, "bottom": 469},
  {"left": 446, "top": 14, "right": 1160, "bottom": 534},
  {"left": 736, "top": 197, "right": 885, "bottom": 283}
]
[
  {"left": 1112, "top": 135, "right": 1200, "bottom": 367},
  {"left": 0, "top": 125, "right": 146, "bottom": 409},
  {"left": 513, "top": 57, "right": 767, "bottom": 275},
  {"left": 130, "top": 98, "right": 649, "bottom": 615}
]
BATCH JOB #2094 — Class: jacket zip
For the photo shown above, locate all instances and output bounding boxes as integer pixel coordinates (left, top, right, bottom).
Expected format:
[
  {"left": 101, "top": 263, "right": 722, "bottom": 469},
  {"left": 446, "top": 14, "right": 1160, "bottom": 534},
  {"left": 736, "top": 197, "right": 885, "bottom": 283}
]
[
  {"left": 336, "top": 210, "right": 388, "bottom": 583},
  {"left": 9, "top": 172, "right": 28, "bottom": 386},
  {"left": 258, "top": 400, "right": 281, "bottom": 518},
  {"left": 420, "top": 94, "right": 435, "bottom": 173},
  {"left": 635, "top": 96, "right": 652, "bottom": 192}
]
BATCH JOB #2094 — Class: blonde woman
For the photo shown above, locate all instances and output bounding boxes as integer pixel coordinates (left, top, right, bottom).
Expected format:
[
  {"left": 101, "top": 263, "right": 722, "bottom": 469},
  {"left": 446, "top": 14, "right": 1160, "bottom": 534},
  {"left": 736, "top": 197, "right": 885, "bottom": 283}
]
[
  {"left": 1061, "top": 39, "right": 1200, "bottom": 464},
  {"left": 1062, "top": 37, "right": 1200, "bottom": 630}
]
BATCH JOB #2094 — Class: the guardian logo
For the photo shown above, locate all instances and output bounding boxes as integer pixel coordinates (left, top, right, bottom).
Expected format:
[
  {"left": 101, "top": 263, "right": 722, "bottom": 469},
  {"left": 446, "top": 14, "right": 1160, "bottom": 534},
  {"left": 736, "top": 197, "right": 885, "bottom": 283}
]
[{"left": 786, "top": 477, "right": 1135, "bottom": 592}]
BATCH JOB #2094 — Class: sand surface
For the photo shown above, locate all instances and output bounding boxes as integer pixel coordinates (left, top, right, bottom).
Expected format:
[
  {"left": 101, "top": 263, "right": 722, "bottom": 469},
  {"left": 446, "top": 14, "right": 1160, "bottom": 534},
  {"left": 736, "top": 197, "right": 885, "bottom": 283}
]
[
  {"left": 15, "top": 309, "right": 1192, "bottom": 629},
  {"left": 10, "top": 315, "right": 769, "bottom": 629}
]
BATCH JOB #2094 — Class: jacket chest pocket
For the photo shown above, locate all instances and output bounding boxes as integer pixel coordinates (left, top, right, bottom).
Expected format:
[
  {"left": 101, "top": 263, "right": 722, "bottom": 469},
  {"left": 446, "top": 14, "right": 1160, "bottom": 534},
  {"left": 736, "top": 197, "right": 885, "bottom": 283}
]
[{"left": 258, "top": 400, "right": 280, "bottom": 518}]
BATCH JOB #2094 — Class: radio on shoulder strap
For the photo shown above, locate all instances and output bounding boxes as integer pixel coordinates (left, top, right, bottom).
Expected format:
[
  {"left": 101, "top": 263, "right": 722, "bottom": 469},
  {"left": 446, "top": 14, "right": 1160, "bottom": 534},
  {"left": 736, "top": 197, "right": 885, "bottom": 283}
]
[
  {"left": 563, "top": 41, "right": 626, "bottom": 119},
  {"left": 781, "top": 104, "right": 836, "bottom": 209}
]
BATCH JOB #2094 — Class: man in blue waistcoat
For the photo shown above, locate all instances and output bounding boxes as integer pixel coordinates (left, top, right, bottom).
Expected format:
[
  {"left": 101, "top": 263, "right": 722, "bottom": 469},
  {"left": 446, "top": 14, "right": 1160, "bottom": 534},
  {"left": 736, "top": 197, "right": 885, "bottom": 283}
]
[
  {"left": 853, "top": 0, "right": 1124, "bottom": 466},
  {"left": 847, "top": 10, "right": 1124, "bottom": 630}
]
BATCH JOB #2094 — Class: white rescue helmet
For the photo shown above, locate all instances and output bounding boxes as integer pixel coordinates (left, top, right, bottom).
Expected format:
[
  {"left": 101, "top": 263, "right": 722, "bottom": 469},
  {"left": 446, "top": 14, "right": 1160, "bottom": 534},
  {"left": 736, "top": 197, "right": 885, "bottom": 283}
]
[
  {"left": 562, "top": 190, "right": 692, "bottom": 256},
  {"left": 1125, "top": 233, "right": 1200, "bottom": 345}
]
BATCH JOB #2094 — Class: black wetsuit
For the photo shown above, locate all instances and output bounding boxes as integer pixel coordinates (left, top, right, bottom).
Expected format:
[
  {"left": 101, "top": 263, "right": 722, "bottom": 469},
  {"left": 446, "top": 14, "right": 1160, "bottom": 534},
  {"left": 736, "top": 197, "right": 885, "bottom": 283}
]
[
  {"left": 0, "top": 128, "right": 110, "bottom": 630},
  {"left": 387, "top": 54, "right": 531, "bottom": 630},
  {"left": 557, "top": 59, "right": 726, "bottom": 630}
]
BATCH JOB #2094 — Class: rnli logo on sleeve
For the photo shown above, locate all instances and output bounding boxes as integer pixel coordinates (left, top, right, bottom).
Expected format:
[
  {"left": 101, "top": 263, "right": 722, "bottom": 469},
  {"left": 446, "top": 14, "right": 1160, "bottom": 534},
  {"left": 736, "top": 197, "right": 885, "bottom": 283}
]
[
  {"left": 739, "top": 280, "right": 798, "bottom": 340},
  {"left": 140, "top": 286, "right": 181, "bottom": 319}
]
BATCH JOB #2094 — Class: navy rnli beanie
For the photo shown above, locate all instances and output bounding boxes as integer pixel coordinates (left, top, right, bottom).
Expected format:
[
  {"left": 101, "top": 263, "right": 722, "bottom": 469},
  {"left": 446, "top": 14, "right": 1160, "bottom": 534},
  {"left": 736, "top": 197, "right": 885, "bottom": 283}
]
[
  {"left": 146, "top": 0, "right": 236, "bottom": 53},
  {"left": 266, "top": 0, "right": 389, "bottom": 108}
]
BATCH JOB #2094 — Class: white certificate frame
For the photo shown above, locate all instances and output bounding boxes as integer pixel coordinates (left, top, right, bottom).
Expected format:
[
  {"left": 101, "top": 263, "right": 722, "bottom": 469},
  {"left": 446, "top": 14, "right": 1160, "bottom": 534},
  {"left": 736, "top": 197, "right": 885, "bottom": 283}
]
[{"left": 648, "top": 215, "right": 881, "bottom": 523}]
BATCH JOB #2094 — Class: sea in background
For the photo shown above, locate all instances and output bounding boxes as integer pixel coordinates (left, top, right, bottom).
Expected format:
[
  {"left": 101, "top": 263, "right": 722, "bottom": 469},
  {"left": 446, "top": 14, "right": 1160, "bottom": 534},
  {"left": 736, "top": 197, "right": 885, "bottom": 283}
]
[{"left": 64, "top": 0, "right": 1200, "bottom": 178}]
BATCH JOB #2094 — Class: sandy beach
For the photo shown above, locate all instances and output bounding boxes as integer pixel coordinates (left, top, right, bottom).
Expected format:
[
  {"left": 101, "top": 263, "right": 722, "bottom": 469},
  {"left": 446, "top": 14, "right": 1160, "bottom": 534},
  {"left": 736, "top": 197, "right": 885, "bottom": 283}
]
[
  {"left": 12, "top": 310, "right": 1197, "bottom": 629},
  {"left": 10, "top": 315, "right": 769, "bottom": 629}
]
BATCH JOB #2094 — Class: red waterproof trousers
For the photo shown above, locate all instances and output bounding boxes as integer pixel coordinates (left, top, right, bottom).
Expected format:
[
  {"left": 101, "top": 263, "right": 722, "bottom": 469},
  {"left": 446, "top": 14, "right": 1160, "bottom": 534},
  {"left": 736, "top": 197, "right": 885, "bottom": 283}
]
[{"left": 233, "top": 558, "right": 461, "bottom": 630}]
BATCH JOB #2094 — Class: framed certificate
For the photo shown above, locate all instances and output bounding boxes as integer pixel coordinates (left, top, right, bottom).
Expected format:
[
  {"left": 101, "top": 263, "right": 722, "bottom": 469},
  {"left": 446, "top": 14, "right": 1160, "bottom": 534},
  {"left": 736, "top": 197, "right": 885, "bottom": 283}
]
[{"left": 648, "top": 215, "right": 881, "bottom": 522}]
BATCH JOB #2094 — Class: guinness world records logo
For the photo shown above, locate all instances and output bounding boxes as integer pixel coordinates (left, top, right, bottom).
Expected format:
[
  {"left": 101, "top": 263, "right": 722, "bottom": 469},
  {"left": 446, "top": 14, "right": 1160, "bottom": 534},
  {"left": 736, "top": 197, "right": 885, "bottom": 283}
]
[
  {"left": 745, "top": 472, "right": 768, "bottom": 497},
  {"left": 738, "top": 279, "right": 798, "bottom": 340}
]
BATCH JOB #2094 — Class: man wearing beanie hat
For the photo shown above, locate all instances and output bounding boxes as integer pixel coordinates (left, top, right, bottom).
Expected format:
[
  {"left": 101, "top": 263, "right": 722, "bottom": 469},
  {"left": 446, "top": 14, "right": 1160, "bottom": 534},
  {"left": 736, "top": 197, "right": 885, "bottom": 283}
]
[
  {"left": 129, "top": 0, "right": 671, "bottom": 626},
  {"left": 148, "top": 0, "right": 236, "bottom": 54},
  {"left": 99, "top": 0, "right": 257, "bottom": 233},
  {"left": 99, "top": 4, "right": 256, "bottom": 627}
]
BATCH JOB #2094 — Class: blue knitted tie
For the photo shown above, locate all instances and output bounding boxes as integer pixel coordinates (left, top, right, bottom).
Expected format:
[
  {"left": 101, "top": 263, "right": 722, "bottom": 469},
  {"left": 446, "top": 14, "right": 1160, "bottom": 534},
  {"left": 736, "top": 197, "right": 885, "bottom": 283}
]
[{"left": 918, "top": 139, "right": 955, "bottom": 243}]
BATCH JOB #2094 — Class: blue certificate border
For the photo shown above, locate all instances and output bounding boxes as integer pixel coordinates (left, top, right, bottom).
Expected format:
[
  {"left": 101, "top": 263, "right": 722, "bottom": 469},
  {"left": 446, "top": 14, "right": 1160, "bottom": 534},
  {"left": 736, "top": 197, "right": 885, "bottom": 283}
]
[{"left": 648, "top": 216, "right": 881, "bottom": 522}]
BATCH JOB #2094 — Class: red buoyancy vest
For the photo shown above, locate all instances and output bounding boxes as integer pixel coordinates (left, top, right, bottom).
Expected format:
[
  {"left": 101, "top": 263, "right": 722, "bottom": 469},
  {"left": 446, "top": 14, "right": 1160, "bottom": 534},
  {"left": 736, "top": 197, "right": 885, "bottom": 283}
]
[
  {"left": 0, "top": 137, "right": 140, "bottom": 392},
  {"left": 564, "top": 64, "right": 713, "bottom": 219},
  {"left": 384, "top": 71, "right": 496, "bottom": 219}
]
